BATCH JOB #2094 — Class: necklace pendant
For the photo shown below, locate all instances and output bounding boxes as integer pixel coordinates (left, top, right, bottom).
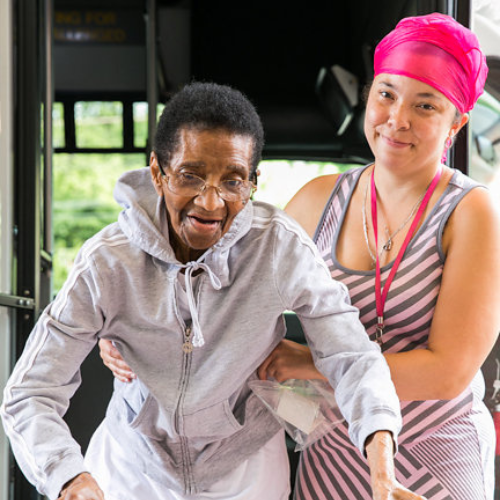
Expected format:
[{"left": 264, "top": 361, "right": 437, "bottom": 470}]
[
  {"left": 382, "top": 239, "right": 392, "bottom": 251},
  {"left": 182, "top": 340, "right": 193, "bottom": 353}
]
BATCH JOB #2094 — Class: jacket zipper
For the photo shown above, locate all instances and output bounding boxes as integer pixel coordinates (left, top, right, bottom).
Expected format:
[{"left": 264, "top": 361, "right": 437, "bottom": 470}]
[
  {"left": 176, "top": 325, "right": 195, "bottom": 494},
  {"left": 182, "top": 325, "right": 193, "bottom": 353}
]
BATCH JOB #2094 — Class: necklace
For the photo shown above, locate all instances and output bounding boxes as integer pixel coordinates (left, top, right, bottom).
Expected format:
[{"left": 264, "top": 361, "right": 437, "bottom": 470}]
[{"left": 362, "top": 176, "right": 427, "bottom": 266}]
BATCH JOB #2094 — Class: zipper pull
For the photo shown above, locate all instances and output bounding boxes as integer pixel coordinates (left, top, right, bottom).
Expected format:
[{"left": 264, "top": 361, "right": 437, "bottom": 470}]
[{"left": 182, "top": 326, "right": 193, "bottom": 354}]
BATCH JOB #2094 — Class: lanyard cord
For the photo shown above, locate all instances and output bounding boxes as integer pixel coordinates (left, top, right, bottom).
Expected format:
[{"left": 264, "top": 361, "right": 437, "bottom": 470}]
[{"left": 370, "top": 167, "right": 443, "bottom": 344}]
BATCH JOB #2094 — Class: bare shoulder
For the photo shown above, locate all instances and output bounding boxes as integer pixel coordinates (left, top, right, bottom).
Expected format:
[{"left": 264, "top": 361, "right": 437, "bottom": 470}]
[
  {"left": 453, "top": 185, "right": 500, "bottom": 227},
  {"left": 285, "top": 173, "right": 341, "bottom": 238},
  {"left": 444, "top": 184, "right": 500, "bottom": 253}
]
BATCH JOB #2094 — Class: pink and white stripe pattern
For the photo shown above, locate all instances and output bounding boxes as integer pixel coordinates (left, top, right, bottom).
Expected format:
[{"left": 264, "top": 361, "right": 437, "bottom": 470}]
[{"left": 295, "top": 167, "right": 494, "bottom": 500}]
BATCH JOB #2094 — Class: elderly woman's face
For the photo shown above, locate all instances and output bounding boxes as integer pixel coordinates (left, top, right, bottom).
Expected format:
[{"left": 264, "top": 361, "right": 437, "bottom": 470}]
[
  {"left": 151, "top": 127, "right": 255, "bottom": 262},
  {"left": 364, "top": 74, "right": 467, "bottom": 171}
]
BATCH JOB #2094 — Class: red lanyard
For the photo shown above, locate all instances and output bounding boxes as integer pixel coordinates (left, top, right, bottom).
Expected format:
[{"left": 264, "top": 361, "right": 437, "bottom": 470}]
[{"left": 370, "top": 167, "right": 442, "bottom": 345}]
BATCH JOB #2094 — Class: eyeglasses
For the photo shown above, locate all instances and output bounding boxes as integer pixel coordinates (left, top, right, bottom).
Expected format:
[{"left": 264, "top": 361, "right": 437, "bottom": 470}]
[{"left": 162, "top": 170, "right": 257, "bottom": 202}]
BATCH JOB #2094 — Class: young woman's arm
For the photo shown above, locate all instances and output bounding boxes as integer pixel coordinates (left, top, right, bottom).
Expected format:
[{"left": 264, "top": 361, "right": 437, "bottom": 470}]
[{"left": 383, "top": 187, "right": 500, "bottom": 400}]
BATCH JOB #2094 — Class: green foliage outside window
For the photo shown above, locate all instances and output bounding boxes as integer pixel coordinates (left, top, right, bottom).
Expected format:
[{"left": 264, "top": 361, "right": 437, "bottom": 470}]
[
  {"left": 75, "top": 101, "right": 123, "bottom": 148},
  {"left": 52, "top": 152, "right": 146, "bottom": 292},
  {"left": 53, "top": 102, "right": 65, "bottom": 149}
]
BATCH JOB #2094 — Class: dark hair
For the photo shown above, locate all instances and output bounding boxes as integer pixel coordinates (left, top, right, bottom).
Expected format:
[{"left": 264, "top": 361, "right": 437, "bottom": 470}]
[{"left": 154, "top": 82, "right": 264, "bottom": 182}]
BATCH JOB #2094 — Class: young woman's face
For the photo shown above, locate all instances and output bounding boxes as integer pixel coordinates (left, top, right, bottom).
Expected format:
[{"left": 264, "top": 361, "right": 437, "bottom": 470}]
[
  {"left": 364, "top": 73, "right": 467, "bottom": 172},
  {"left": 151, "top": 127, "right": 255, "bottom": 262}
]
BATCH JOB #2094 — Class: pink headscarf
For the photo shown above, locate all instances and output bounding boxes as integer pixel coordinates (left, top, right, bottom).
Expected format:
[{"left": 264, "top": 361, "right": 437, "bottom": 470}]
[{"left": 374, "top": 13, "right": 488, "bottom": 113}]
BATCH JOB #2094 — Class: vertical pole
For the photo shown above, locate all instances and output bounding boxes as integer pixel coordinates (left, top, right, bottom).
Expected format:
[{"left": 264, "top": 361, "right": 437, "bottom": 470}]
[
  {"left": 12, "top": 0, "right": 44, "bottom": 497},
  {"left": 44, "top": 0, "right": 53, "bottom": 256},
  {"left": 447, "top": 0, "right": 471, "bottom": 175},
  {"left": 146, "top": 0, "right": 158, "bottom": 162},
  {"left": 0, "top": 0, "right": 14, "bottom": 494},
  {"left": 42, "top": 0, "right": 54, "bottom": 307}
]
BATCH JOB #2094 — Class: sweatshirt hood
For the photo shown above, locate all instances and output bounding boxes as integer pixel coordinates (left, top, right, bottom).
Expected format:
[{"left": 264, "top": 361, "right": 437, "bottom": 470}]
[{"left": 114, "top": 167, "right": 254, "bottom": 348}]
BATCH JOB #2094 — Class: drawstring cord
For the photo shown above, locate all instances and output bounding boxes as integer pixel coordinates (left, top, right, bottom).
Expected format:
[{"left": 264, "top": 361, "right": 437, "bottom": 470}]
[{"left": 183, "top": 261, "right": 221, "bottom": 347}]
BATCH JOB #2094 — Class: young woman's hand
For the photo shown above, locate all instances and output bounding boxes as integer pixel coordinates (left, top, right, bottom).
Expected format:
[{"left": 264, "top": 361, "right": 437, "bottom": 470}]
[
  {"left": 58, "top": 473, "right": 105, "bottom": 500},
  {"left": 98, "top": 339, "right": 135, "bottom": 383},
  {"left": 257, "top": 339, "right": 326, "bottom": 382}
]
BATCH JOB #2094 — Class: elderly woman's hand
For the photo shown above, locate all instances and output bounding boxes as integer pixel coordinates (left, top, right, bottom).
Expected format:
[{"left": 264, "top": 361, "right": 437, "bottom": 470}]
[
  {"left": 98, "top": 339, "right": 136, "bottom": 383},
  {"left": 57, "top": 473, "right": 105, "bottom": 500},
  {"left": 373, "top": 479, "right": 426, "bottom": 500},
  {"left": 366, "top": 431, "right": 427, "bottom": 500}
]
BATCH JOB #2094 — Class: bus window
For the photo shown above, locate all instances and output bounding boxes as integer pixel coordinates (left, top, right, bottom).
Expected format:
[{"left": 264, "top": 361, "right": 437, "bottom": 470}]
[
  {"left": 255, "top": 160, "right": 359, "bottom": 209},
  {"left": 53, "top": 102, "right": 65, "bottom": 149},
  {"left": 75, "top": 101, "right": 123, "bottom": 148},
  {"left": 133, "top": 102, "right": 166, "bottom": 149},
  {"left": 470, "top": 91, "right": 500, "bottom": 201}
]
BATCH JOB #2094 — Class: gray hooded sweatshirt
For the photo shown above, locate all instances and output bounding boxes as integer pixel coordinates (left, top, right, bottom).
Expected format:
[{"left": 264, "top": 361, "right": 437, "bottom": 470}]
[{"left": 1, "top": 168, "right": 401, "bottom": 499}]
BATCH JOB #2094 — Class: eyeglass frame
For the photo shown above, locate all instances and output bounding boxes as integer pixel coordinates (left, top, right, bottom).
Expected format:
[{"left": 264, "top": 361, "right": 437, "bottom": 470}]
[{"left": 158, "top": 162, "right": 257, "bottom": 202}]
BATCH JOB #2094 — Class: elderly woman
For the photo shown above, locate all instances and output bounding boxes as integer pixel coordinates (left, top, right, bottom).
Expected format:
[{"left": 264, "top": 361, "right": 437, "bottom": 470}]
[
  {"left": 256, "top": 13, "right": 500, "bottom": 500},
  {"left": 1, "top": 83, "right": 424, "bottom": 500}
]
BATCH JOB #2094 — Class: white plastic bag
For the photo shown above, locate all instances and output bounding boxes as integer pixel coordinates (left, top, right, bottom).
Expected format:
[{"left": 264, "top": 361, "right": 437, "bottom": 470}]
[{"left": 248, "top": 378, "right": 344, "bottom": 451}]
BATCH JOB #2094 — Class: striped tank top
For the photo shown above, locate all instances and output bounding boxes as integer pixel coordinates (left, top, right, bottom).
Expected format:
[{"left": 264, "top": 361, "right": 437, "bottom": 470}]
[{"left": 294, "top": 166, "right": 494, "bottom": 500}]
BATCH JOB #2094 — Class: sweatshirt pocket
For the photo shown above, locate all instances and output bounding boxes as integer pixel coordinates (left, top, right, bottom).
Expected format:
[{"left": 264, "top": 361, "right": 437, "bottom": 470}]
[
  {"left": 120, "top": 382, "right": 176, "bottom": 441},
  {"left": 182, "top": 400, "right": 243, "bottom": 440},
  {"left": 120, "top": 380, "right": 147, "bottom": 418}
]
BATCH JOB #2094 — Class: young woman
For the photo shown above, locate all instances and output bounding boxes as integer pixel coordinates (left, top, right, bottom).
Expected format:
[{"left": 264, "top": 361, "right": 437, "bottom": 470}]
[{"left": 260, "top": 13, "right": 500, "bottom": 500}]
